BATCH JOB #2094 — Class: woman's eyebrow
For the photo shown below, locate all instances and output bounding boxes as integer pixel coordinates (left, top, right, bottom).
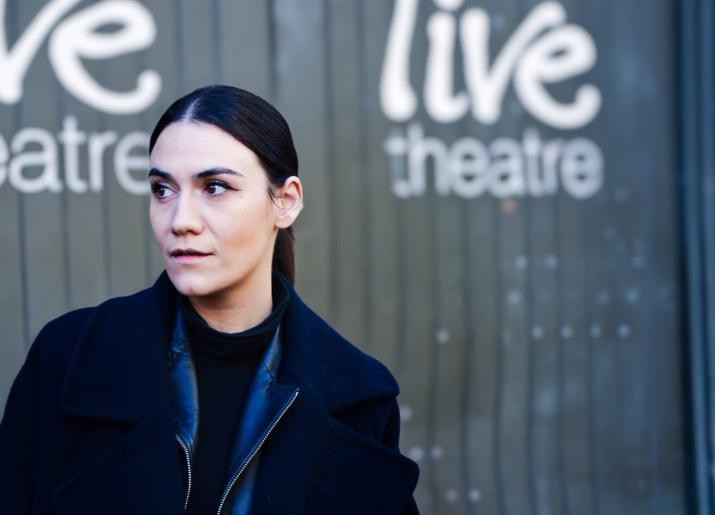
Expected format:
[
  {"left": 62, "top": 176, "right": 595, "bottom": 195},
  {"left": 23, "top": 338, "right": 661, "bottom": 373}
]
[{"left": 148, "top": 167, "right": 246, "bottom": 180}]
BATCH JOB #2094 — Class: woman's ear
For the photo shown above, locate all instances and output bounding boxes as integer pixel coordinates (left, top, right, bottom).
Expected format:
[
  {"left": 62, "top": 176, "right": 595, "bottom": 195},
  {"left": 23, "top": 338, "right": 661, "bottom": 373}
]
[{"left": 273, "top": 176, "right": 303, "bottom": 229}]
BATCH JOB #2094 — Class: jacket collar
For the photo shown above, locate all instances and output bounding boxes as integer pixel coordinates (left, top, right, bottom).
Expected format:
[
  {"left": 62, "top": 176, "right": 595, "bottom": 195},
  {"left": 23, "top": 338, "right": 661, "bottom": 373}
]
[{"left": 167, "top": 300, "right": 295, "bottom": 513}]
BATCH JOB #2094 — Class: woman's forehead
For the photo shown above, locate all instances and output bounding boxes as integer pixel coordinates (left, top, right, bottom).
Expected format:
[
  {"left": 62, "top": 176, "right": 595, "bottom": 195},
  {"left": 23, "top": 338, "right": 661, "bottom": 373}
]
[{"left": 149, "top": 121, "right": 263, "bottom": 179}]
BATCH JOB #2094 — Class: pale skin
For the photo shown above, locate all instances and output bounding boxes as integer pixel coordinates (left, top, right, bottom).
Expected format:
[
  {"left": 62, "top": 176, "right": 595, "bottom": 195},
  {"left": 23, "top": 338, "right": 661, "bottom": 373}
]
[{"left": 148, "top": 120, "right": 303, "bottom": 333}]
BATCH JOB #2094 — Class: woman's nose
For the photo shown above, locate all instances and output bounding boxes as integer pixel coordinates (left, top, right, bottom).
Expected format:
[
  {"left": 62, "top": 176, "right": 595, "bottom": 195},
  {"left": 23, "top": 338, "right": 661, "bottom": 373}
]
[{"left": 171, "top": 192, "right": 203, "bottom": 235}]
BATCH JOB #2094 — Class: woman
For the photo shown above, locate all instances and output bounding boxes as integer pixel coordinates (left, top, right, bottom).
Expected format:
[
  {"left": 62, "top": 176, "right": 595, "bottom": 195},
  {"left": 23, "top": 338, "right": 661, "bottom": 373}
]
[{"left": 0, "top": 85, "right": 420, "bottom": 514}]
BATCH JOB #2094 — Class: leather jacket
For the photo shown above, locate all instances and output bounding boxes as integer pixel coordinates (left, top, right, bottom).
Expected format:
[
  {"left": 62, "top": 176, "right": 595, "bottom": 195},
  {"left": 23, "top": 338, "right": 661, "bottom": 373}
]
[{"left": 167, "top": 305, "right": 295, "bottom": 515}]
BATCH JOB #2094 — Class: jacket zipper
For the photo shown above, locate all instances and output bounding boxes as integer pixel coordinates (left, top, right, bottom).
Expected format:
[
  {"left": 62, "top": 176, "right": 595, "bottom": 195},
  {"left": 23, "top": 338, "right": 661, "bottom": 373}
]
[
  {"left": 216, "top": 388, "right": 300, "bottom": 515},
  {"left": 177, "top": 435, "right": 193, "bottom": 510}
]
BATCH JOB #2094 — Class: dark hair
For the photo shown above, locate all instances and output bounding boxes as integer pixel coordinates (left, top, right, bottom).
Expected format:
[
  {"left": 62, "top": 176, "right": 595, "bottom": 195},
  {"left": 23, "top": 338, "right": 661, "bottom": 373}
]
[{"left": 149, "top": 85, "right": 298, "bottom": 284}]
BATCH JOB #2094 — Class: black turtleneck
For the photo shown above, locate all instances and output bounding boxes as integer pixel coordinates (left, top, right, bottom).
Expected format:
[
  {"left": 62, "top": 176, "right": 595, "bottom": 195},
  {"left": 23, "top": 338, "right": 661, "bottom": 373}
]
[{"left": 178, "top": 269, "right": 290, "bottom": 515}]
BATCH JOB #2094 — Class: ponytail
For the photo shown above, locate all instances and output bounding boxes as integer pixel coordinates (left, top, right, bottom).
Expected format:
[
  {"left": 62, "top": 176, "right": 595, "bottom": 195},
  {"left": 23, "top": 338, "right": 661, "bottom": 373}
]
[{"left": 273, "top": 227, "right": 295, "bottom": 285}]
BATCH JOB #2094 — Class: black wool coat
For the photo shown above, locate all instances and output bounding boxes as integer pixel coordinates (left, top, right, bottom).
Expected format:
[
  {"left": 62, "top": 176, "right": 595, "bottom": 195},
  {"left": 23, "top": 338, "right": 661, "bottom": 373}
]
[{"left": 0, "top": 270, "right": 420, "bottom": 514}]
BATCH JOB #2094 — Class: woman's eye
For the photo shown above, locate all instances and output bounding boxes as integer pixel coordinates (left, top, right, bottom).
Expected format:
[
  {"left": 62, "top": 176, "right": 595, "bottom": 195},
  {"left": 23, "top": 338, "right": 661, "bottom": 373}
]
[
  {"left": 150, "top": 181, "right": 233, "bottom": 199},
  {"left": 150, "top": 183, "right": 172, "bottom": 199},
  {"left": 205, "top": 181, "right": 230, "bottom": 196}
]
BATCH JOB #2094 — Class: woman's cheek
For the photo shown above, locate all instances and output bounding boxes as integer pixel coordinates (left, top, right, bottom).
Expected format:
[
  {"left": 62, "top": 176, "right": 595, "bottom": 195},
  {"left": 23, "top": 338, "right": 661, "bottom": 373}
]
[{"left": 149, "top": 218, "right": 168, "bottom": 253}]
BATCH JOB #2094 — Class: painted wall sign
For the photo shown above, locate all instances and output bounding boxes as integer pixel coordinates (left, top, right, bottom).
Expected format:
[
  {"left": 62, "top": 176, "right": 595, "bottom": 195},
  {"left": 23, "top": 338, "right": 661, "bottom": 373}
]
[
  {"left": 0, "top": 0, "right": 161, "bottom": 113},
  {"left": 380, "top": 0, "right": 604, "bottom": 199},
  {"left": 0, "top": 0, "right": 160, "bottom": 194}
]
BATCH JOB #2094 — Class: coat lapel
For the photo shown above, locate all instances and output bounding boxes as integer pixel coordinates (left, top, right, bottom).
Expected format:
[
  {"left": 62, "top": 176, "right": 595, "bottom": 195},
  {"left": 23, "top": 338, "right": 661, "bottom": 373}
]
[
  {"left": 248, "top": 386, "right": 419, "bottom": 515},
  {"left": 51, "top": 271, "right": 185, "bottom": 514},
  {"left": 247, "top": 272, "right": 420, "bottom": 514},
  {"left": 50, "top": 404, "right": 186, "bottom": 514},
  {"left": 49, "top": 270, "right": 417, "bottom": 515}
]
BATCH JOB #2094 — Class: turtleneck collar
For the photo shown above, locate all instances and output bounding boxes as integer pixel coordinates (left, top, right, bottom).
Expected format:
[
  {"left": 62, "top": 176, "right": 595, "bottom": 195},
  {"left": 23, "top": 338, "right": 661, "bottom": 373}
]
[{"left": 177, "top": 268, "right": 290, "bottom": 360}]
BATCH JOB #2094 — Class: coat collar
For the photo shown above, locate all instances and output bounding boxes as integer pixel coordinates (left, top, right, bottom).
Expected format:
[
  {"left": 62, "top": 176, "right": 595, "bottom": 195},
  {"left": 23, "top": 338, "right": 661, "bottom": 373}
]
[
  {"left": 53, "top": 270, "right": 418, "bottom": 514},
  {"left": 60, "top": 269, "right": 399, "bottom": 421}
]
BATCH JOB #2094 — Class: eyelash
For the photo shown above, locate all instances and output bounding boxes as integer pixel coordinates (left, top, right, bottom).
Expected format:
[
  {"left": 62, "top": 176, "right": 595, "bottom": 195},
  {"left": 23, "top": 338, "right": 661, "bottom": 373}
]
[{"left": 150, "top": 180, "right": 236, "bottom": 200}]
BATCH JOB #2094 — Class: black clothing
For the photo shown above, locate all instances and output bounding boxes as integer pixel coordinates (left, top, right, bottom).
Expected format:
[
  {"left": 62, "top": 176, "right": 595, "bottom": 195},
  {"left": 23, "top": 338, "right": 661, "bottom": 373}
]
[
  {"left": 0, "top": 268, "right": 421, "bottom": 514},
  {"left": 177, "top": 270, "right": 289, "bottom": 514}
]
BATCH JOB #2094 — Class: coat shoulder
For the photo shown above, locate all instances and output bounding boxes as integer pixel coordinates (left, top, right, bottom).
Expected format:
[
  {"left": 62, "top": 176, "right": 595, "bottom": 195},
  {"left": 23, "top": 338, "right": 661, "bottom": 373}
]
[
  {"left": 281, "top": 289, "right": 401, "bottom": 412},
  {"left": 31, "top": 306, "right": 95, "bottom": 365},
  {"left": 27, "top": 278, "right": 163, "bottom": 395},
  {"left": 320, "top": 318, "right": 401, "bottom": 401},
  {"left": 31, "top": 282, "right": 153, "bottom": 360}
]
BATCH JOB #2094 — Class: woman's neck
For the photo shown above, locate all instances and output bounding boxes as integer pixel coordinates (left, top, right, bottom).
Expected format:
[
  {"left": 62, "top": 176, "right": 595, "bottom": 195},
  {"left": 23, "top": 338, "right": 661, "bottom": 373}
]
[{"left": 185, "top": 267, "right": 274, "bottom": 334}]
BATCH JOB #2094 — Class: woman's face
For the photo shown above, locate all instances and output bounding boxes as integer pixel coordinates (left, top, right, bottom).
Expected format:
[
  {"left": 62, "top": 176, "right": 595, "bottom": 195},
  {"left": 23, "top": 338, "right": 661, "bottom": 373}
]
[{"left": 148, "top": 120, "right": 300, "bottom": 300}]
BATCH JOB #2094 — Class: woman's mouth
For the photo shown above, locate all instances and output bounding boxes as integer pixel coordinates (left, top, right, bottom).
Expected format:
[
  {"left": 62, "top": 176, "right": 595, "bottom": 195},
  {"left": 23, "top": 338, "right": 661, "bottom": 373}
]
[{"left": 170, "top": 249, "right": 212, "bottom": 264}]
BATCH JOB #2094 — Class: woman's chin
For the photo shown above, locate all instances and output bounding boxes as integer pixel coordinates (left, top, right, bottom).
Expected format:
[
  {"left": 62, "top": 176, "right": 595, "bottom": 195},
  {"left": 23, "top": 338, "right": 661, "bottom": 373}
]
[{"left": 167, "top": 268, "right": 215, "bottom": 297}]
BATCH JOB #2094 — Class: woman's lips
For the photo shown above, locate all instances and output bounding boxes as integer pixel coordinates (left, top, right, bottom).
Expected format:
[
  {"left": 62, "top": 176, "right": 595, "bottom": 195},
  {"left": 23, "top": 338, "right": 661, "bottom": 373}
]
[{"left": 171, "top": 253, "right": 211, "bottom": 264}]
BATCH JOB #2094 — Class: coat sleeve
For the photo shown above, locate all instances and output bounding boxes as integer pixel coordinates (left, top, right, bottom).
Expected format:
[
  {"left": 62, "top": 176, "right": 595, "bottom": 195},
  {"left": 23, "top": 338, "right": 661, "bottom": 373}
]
[
  {"left": 379, "top": 396, "right": 421, "bottom": 515},
  {"left": 0, "top": 332, "right": 44, "bottom": 513}
]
